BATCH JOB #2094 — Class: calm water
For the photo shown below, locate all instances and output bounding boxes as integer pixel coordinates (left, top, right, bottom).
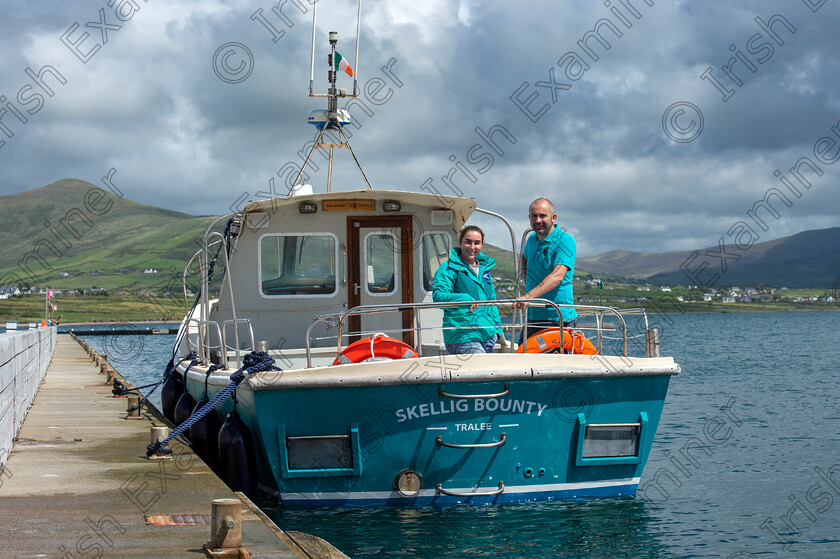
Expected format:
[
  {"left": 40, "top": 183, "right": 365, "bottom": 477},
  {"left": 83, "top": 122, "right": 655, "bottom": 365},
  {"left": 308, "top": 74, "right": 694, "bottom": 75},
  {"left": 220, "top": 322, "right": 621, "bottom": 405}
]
[{"left": 83, "top": 311, "right": 840, "bottom": 558}]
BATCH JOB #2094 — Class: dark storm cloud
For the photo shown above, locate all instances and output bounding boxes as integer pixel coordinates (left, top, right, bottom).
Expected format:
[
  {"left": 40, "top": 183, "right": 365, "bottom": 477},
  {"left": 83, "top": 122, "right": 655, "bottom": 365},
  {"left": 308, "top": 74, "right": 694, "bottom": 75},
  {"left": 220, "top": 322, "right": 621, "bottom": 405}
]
[{"left": 0, "top": 0, "right": 837, "bottom": 256}]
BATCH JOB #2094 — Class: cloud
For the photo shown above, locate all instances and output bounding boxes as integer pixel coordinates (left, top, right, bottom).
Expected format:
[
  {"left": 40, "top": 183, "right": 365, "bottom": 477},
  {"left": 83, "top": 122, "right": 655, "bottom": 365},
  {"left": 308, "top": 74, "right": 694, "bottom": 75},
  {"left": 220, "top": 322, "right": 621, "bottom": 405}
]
[{"left": 0, "top": 0, "right": 838, "bottom": 256}]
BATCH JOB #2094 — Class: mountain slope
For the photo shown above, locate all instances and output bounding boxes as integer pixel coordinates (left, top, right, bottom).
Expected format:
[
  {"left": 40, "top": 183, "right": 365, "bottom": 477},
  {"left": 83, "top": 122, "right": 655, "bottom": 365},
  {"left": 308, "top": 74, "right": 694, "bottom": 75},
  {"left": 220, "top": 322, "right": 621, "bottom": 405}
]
[
  {"left": 579, "top": 228, "right": 840, "bottom": 288},
  {"left": 1, "top": 180, "right": 837, "bottom": 291},
  {"left": 0, "top": 179, "right": 214, "bottom": 290},
  {"left": 648, "top": 228, "right": 840, "bottom": 288}
]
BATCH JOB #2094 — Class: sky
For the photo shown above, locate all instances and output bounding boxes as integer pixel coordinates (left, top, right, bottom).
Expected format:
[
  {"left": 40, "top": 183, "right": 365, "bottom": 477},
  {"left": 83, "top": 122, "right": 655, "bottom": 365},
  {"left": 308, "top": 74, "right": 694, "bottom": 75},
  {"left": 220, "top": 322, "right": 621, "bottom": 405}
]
[{"left": 1, "top": 0, "right": 839, "bottom": 257}]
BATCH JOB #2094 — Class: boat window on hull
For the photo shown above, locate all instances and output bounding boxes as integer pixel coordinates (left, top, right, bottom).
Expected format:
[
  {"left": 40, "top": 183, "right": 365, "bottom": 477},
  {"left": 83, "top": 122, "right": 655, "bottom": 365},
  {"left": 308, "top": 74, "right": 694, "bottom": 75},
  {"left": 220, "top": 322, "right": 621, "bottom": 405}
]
[
  {"left": 582, "top": 424, "right": 640, "bottom": 458},
  {"left": 260, "top": 234, "right": 337, "bottom": 296},
  {"left": 422, "top": 232, "right": 451, "bottom": 292},
  {"left": 364, "top": 232, "right": 397, "bottom": 296},
  {"left": 287, "top": 435, "right": 353, "bottom": 469}
]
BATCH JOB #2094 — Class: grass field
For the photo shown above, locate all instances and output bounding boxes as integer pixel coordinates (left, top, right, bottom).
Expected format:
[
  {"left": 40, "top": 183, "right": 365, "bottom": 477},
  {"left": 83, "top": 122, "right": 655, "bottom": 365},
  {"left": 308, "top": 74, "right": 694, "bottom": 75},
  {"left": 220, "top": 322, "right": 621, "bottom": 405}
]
[
  {"left": 1, "top": 293, "right": 190, "bottom": 324},
  {"left": 2, "top": 284, "right": 836, "bottom": 325}
]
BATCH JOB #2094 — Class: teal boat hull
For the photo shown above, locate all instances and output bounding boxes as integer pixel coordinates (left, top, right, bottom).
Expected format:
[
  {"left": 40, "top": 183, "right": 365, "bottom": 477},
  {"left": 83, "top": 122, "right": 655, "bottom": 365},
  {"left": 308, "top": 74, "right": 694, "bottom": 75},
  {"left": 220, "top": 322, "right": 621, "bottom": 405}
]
[{"left": 186, "top": 370, "right": 673, "bottom": 506}]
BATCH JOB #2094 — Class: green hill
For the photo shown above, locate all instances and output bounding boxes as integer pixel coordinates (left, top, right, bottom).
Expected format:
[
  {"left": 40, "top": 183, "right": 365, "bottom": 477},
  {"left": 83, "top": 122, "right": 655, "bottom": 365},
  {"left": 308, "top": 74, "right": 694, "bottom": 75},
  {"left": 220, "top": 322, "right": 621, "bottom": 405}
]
[
  {"left": 0, "top": 179, "right": 215, "bottom": 293},
  {"left": 2, "top": 180, "right": 837, "bottom": 296}
]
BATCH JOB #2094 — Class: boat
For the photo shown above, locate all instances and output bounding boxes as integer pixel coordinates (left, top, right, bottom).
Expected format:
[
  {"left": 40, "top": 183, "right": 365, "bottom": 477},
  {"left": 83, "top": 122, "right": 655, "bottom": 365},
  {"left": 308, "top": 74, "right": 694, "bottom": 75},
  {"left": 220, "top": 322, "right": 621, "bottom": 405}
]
[{"left": 158, "top": 2, "right": 679, "bottom": 506}]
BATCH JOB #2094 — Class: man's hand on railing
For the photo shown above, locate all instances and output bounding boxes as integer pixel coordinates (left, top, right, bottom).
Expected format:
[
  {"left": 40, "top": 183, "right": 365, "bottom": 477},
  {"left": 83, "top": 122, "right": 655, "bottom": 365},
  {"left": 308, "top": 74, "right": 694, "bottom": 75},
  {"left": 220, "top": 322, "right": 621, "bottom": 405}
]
[{"left": 513, "top": 293, "right": 532, "bottom": 310}]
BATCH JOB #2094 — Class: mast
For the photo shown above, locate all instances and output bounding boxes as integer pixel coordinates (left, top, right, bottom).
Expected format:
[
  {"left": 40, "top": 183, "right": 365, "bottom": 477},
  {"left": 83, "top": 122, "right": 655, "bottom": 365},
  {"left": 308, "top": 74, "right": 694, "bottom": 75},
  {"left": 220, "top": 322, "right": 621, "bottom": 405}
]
[{"left": 292, "top": 0, "right": 370, "bottom": 194}]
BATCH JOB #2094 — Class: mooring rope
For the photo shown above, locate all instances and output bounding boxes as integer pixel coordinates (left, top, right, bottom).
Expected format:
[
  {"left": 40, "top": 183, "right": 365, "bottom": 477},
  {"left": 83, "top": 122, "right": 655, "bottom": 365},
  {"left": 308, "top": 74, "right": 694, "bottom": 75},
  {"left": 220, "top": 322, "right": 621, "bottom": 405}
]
[
  {"left": 121, "top": 351, "right": 198, "bottom": 412},
  {"left": 146, "top": 351, "right": 279, "bottom": 457}
]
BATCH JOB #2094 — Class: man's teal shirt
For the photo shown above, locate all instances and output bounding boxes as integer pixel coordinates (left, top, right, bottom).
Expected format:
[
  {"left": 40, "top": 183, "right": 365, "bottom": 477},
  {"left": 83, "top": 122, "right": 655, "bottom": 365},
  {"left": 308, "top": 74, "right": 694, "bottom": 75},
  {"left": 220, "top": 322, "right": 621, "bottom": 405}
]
[{"left": 523, "top": 225, "right": 577, "bottom": 323}]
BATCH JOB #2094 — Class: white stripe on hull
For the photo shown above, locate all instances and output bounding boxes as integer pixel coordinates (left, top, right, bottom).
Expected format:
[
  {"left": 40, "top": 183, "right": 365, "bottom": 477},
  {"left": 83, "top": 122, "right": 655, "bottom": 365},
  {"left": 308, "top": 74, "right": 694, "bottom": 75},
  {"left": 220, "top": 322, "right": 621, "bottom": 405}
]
[{"left": 266, "top": 477, "right": 641, "bottom": 502}]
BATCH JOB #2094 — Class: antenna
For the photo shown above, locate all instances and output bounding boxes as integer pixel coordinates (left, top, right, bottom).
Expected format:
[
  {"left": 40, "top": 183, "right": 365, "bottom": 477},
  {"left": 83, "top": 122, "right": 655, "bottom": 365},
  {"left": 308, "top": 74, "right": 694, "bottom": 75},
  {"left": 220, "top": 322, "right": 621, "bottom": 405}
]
[
  {"left": 294, "top": 0, "right": 370, "bottom": 194},
  {"left": 308, "top": 0, "right": 361, "bottom": 99}
]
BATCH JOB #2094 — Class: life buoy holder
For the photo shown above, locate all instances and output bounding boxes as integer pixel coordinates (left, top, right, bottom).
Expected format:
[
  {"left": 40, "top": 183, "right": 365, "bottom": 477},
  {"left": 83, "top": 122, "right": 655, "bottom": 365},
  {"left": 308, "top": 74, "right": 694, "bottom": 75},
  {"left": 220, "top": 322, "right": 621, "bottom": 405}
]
[
  {"left": 516, "top": 328, "right": 598, "bottom": 355},
  {"left": 333, "top": 334, "right": 419, "bottom": 365}
]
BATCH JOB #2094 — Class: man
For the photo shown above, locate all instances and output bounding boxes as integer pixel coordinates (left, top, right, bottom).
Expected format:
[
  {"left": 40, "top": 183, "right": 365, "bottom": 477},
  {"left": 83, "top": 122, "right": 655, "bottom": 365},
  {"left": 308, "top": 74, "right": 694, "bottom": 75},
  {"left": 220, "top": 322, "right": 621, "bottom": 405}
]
[{"left": 517, "top": 198, "right": 577, "bottom": 340}]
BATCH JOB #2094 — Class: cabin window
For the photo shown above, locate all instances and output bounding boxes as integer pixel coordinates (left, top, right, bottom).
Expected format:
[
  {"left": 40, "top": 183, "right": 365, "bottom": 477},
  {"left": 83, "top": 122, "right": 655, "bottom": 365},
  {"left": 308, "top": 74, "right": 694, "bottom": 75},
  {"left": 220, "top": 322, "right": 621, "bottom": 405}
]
[
  {"left": 421, "top": 233, "right": 451, "bottom": 292},
  {"left": 259, "top": 233, "right": 338, "bottom": 296},
  {"left": 364, "top": 232, "right": 398, "bottom": 296}
]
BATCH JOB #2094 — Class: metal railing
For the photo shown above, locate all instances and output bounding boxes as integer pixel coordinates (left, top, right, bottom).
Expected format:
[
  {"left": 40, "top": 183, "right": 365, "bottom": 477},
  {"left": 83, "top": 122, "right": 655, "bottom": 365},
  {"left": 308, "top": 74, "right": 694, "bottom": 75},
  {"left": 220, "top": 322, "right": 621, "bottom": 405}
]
[
  {"left": 304, "top": 299, "right": 630, "bottom": 367},
  {"left": 221, "top": 318, "right": 256, "bottom": 369},
  {"left": 183, "top": 317, "right": 255, "bottom": 369}
]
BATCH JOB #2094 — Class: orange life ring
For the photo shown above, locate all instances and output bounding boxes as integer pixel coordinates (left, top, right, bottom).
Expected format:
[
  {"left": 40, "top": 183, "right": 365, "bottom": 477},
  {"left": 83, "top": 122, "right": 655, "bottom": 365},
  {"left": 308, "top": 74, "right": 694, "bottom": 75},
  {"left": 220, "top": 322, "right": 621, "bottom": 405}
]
[
  {"left": 516, "top": 328, "right": 598, "bottom": 355},
  {"left": 333, "top": 335, "right": 419, "bottom": 365}
]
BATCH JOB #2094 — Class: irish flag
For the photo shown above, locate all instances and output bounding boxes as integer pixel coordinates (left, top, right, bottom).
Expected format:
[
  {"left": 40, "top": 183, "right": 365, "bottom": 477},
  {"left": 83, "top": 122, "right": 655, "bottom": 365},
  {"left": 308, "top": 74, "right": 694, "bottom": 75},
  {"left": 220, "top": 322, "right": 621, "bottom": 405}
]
[{"left": 334, "top": 52, "right": 353, "bottom": 77}]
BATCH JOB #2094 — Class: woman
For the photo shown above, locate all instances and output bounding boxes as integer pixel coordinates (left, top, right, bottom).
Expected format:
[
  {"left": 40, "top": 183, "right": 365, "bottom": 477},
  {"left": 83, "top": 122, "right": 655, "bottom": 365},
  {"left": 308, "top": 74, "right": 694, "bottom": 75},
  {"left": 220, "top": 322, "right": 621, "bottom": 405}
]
[{"left": 432, "top": 225, "right": 503, "bottom": 354}]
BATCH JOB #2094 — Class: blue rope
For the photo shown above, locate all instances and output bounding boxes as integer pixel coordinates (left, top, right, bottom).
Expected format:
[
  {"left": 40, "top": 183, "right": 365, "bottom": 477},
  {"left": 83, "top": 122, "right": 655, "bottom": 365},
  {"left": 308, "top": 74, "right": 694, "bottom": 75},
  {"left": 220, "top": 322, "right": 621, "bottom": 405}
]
[
  {"left": 146, "top": 352, "right": 279, "bottom": 457},
  {"left": 204, "top": 363, "right": 224, "bottom": 399},
  {"left": 112, "top": 379, "right": 159, "bottom": 397},
  {"left": 126, "top": 352, "right": 197, "bottom": 412}
]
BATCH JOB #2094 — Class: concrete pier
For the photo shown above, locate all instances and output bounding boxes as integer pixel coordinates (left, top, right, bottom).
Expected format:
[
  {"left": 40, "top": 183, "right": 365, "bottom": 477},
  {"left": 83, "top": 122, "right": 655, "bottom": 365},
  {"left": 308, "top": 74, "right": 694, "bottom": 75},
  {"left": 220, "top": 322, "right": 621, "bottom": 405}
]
[{"left": 0, "top": 334, "right": 348, "bottom": 558}]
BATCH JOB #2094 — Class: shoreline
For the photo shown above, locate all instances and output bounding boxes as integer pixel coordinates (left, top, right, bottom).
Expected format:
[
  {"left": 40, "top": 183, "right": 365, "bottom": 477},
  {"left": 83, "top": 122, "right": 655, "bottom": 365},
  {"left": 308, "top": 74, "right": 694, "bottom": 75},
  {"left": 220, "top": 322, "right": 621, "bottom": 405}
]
[{"left": 3, "top": 304, "right": 837, "bottom": 328}]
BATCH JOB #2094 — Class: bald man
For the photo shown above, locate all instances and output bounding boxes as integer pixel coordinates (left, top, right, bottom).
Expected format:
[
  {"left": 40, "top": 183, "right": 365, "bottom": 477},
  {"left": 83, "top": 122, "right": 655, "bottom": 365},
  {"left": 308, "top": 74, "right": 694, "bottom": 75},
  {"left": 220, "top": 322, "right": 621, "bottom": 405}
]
[{"left": 518, "top": 198, "right": 577, "bottom": 340}]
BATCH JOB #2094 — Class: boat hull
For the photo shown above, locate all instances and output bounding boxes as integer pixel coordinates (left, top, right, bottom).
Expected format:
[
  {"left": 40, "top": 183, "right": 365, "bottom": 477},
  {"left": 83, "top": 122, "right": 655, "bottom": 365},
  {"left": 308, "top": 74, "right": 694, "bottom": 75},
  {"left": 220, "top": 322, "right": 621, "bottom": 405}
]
[{"left": 184, "top": 366, "right": 673, "bottom": 507}]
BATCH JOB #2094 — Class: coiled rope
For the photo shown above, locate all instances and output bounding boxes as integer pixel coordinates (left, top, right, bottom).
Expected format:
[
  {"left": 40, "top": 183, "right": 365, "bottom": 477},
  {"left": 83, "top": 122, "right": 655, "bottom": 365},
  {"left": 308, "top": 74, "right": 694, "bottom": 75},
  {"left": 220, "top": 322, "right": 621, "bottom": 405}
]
[{"left": 146, "top": 351, "right": 279, "bottom": 457}]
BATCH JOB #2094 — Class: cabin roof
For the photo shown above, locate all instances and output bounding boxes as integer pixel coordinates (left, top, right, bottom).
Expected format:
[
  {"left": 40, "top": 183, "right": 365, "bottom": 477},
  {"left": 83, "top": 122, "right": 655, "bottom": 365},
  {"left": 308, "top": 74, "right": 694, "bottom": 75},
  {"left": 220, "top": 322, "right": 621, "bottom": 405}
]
[{"left": 244, "top": 190, "right": 477, "bottom": 230}]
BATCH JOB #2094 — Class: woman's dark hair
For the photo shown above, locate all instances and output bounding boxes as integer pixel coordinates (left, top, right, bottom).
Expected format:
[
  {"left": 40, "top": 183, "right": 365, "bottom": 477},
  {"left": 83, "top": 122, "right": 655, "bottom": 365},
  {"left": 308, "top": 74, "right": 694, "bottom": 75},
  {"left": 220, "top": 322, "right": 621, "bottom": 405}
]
[{"left": 459, "top": 225, "right": 485, "bottom": 242}]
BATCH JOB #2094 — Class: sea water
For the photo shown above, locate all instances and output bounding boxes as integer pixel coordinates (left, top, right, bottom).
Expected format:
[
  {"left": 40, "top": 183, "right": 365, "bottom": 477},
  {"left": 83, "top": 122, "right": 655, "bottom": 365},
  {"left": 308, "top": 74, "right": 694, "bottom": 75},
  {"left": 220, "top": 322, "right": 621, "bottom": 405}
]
[{"left": 82, "top": 311, "right": 840, "bottom": 558}]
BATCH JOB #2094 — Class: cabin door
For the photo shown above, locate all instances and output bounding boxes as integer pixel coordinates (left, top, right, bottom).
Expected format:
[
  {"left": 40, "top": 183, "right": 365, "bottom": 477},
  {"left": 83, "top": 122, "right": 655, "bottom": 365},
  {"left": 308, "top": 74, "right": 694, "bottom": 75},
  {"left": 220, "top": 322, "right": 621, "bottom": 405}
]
[{"left": 347, "top": 216, "right": 414, "bottom": 345}]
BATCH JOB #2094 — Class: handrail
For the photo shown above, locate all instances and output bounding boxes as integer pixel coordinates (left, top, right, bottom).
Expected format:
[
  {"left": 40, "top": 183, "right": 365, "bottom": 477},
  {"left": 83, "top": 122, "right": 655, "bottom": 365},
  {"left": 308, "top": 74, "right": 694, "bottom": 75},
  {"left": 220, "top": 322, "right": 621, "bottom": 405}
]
[
  {"left": 183, "top": 249, "right": 202, "bottom": 315},
  {"left": 200, "top": 211, "right": 239, "bottom": 359},
  {"left": 475, "top": 208, "right": 520, "bottom": 348},
  {"left": 437, "top": 481, "right": 505, "bottom": 497},
  {"left": 183, "top": 318, "right": 200, "bottom": 357},
  {"left": 436, "top": 433, "right": 506, "bottom": 449},
  {"left": 516, "top": 227, "right": 534, "bottom": 343},
  {"left": 196, "top": 320, "right": 223, "bottom": 365},
  {"left": 182, "top": 239, "right": 223, "bottom": 314},
  {"left": 221, "top": 318, "right": 255, "bottom": 369},
  {"left": 305, "top": 299, "right": 629, "bottom": 367},
  {"left": 439, "top": 384, "right": 509, "bottom": 399},
  {"left": 208, "top": 231, "right": 239, "bottom": 360}
]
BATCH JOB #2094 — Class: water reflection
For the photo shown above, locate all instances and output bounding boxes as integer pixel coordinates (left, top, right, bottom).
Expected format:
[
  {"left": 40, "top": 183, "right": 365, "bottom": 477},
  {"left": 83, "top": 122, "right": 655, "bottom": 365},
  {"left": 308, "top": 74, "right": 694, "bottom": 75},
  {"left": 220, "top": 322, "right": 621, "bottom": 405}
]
[{"left": 260, "top": 497, "right": 671, "bottom": 558}]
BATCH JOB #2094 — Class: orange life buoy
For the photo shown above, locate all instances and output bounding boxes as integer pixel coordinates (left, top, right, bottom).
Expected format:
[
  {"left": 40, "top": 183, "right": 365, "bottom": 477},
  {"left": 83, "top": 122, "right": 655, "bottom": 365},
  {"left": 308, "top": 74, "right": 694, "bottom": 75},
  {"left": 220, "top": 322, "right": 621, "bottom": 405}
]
[
  {"left": 516, "top": 328, "right": 598, "bottom": 355},
  {"left": 333, "top": 335, "right": 419, "bottom": 365}
]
